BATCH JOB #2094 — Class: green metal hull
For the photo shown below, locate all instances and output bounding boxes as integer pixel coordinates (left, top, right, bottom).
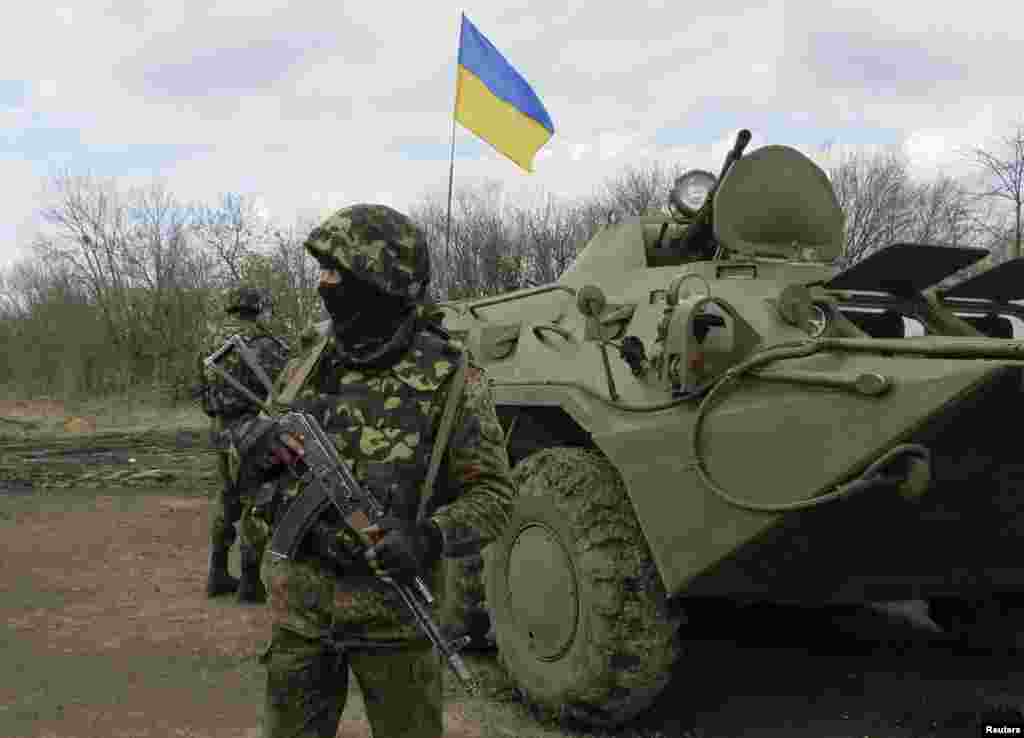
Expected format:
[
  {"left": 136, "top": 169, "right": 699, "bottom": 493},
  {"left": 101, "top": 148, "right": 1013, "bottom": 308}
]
[
  {"left": 594, "top": 361, "right": 1024, "bottom": 601},
  {"left": 442, "top": 144, "right": 1024, "bottom": 608}
]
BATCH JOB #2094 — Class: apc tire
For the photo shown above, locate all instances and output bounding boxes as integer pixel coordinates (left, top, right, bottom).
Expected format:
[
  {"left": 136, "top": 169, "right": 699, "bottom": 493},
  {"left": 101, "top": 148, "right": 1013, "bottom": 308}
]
[{"left": 486, "top": 447, "right": 681, "bottom": 726}]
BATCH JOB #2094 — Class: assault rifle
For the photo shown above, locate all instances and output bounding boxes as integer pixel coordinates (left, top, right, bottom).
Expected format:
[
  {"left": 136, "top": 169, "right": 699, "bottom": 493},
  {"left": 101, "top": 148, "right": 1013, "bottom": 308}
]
[{"left": 202, "top": 337, "right": 479, "bottom": 693}]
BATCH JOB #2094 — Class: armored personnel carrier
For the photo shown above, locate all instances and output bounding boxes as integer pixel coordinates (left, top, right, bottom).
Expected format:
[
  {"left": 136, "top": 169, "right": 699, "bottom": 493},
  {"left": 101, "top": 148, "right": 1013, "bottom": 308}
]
[{"left": 440, "top": 131, "right": 1024, "bottom": 725}]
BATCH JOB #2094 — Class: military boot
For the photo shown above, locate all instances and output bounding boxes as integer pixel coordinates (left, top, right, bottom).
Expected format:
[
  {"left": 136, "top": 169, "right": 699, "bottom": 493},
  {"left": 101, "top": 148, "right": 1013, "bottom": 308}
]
[
  {"left": 205, "top": 547, "right": 239, "bottom": 597},
  {"left": 236, "top": 544, "right": 266, "bottom": 604}
]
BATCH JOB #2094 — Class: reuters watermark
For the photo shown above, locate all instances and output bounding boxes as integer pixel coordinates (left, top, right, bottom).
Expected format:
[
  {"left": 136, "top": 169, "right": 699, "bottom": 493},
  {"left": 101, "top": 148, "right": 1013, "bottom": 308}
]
[{"left": 984, "top": 725, "right": 1024, "bottom": 735}]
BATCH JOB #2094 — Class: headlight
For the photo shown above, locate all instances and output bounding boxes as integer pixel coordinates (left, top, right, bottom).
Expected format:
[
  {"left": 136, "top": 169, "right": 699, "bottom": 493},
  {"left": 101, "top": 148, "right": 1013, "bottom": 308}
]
[{"left": 669, "top": 169, "right": 717, "bottom": 216}]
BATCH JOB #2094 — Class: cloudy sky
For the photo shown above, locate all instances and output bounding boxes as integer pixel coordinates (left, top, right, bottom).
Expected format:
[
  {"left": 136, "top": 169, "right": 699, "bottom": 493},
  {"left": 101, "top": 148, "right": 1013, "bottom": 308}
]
[{"left": 1, "top": 0, "right": 1021, "bottom": 269}]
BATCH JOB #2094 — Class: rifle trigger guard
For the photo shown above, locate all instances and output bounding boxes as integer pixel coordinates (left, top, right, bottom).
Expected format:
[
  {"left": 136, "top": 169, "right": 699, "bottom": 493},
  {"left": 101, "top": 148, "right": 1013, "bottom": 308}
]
[{"left": 300, "top": 463, "right": 333, "bottom": 486}]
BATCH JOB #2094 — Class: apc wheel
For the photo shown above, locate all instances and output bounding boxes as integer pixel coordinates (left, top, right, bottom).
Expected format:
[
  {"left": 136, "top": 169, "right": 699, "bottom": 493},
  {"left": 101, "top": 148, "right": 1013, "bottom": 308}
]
[{"left": 486, "top": 447, "right": 681, "bottom": 726}]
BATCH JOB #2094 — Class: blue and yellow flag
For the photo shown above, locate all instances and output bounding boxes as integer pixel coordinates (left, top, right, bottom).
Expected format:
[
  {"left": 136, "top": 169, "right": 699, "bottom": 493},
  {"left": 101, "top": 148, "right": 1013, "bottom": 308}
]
[{"left": 454, "top": 14, "right": 555, "bottom": 172}]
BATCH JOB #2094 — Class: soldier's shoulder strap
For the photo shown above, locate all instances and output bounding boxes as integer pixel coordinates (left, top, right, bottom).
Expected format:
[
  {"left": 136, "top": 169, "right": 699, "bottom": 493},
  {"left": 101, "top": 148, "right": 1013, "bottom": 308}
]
[
  {"left": 276, "top": 335, "right": 331, "bottom": 406},
  {"left": 417, "top": 350, "right": 469, "bottom": 523},
  {"left": 253, "top": 321, "right": 291, "bottom": 354}
]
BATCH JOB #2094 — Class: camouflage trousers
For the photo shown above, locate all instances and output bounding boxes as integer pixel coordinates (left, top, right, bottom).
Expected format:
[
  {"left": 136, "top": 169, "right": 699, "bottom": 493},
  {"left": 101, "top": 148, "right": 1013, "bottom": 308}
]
[
  {"left": 259, "top": 626, "right": 442, "bottom": 738},
  {"left": 210, "top": 452, "right": 242, "bottom": 552},
  {"left": 259, "top": 550, "right": 447, "bottom": 738},
  {"left": 239, "top": 498, "right": 275, "bottom": 563},
  {"left": 212, "top": 451, "right": 274, "bottom": 560}
]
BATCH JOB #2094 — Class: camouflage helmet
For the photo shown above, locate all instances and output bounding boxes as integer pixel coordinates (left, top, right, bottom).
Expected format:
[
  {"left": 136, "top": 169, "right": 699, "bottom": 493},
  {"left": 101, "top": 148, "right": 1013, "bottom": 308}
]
[
  {"left": 225, "top": 286, "right": 272, "bottom": 315},
  {"left": 304, "top": 204, "right": 430, "bottom": 302}
]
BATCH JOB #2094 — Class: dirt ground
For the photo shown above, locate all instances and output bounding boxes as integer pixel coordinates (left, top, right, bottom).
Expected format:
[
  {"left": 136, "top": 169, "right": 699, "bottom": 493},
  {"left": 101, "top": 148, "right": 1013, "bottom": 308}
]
[
  {"left": 3, "top": 419, "right": 1024, "bottom": 738},
  {"left": 0, "top": 484, "right": 496, "bottom": 738}
]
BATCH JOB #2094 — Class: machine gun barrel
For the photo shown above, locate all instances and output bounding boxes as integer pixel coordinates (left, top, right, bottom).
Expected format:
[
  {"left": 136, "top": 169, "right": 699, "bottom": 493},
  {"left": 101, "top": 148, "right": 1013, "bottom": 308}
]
[
  {"left": 678, "top": 129, "right": 753, "bottom": 257},
  {"left": 717, "top": 128, "right": 752, "bottom": 182}
]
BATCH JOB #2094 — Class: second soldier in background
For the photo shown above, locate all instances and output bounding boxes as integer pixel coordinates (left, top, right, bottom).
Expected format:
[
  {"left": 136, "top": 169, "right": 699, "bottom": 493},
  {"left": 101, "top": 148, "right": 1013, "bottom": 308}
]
[{"left": 197, "top": 286, "right": 289, "bottom": 603}]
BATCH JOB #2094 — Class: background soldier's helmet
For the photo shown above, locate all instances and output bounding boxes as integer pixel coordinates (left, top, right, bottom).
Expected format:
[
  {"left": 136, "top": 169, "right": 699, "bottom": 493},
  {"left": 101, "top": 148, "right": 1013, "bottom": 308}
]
[
  {"left": 225, "top": 286, "right": 272, "bottom": 315},
  {"left": 304, "top": 204, "right": 431, "bottom": 303}
]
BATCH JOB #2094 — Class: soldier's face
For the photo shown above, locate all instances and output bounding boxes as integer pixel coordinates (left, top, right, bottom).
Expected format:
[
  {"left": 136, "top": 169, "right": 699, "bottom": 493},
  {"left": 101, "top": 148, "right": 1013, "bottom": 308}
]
[{"left": 319, "top": 268, "right": 342, "bottom": 286}]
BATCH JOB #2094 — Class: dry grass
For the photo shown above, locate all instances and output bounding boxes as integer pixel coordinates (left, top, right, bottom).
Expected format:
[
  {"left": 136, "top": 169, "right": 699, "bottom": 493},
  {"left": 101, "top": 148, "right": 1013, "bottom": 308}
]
[
  {"left": 63, "top": 390, "right": 208, "bottom": 434},
  {"left": 0, "top": 388, "right": 208, "bottom": 437}
]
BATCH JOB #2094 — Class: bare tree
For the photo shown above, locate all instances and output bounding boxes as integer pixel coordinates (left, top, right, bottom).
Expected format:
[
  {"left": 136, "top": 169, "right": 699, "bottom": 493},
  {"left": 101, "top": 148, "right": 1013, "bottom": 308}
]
[
  {"left": 0, "top": 265, "right": 31, "bottom": 319},
  {"left": 412, "top": 181, "right": 521, "bottom": 300},
  {"left": 34, "top": 170, "right": 139, "bottom": 352},
  {"left": 828, "top": 148, "right": 917, "bottom": 265},
  {"left": 904, "top": 174, "right": 986, "bottom": 250},
  {"left": 596, "top": 161, "right": 685, "bottom": 219},
  {"left": 1, "top": 254, "right": 107, "bottom": 395},
  {"left": 412, "top": 167, "right": 677, "bottom": 301},
  {"left": 28, "top": 171, "right": 221, "bottom": 396},
  {"left": 521, "top": 195, "right": 588, "bottom": 285},
  {"left": 252, "top": 217, "right": 324, "bottom": 341},
  {"left": 119, "top": 181, "right": 207, "bottom": 388},
  {"left": 190, "top": 193, "right": 271, "bottom": 283},
  {"left": 964, "top": 123, "right": 1024, "bottom": 260},
  {"left": 409, "top": 195, "right": 451, "bottom": 301}
]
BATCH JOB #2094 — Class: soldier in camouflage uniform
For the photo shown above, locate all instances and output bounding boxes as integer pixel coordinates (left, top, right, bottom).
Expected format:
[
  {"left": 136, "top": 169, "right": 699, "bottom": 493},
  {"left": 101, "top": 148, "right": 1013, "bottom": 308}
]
[
  {"left": 198, "top": 286, "right": 289, "bottom": 603},
  {"left": 230, "top": 204, "right": 514, "bottom": 738}
]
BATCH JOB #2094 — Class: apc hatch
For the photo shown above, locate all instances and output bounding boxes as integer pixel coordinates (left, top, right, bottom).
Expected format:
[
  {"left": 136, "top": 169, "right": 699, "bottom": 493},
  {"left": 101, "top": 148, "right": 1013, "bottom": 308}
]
[
  {"left": 940, "top": 257, "right": 1024, "bottom": 302},
  {"left": 823, "top": 243, "right": 987, "bottom": 296}
]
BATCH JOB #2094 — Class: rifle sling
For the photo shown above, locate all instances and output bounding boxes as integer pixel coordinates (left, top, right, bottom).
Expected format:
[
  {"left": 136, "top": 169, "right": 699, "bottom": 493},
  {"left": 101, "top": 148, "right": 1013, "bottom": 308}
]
[
  {"left": 277, "top": 335, "right": 330, "bottom": 406},
  {"left": 417, "top": 352, "right": 469, "bottom": 523},
  {"left": 233, "top": 335, "right": 276, "bottom": 400}
]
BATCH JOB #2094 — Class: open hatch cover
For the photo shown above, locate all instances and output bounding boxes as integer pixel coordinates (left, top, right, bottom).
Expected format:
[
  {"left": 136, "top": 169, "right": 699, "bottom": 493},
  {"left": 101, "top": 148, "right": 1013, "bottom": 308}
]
[
  {"left": 940, "top": 257, "right": 1024, "bottom": 302},
  {"left": 823, "top": 243, "right": 988, "bottom": 296}
]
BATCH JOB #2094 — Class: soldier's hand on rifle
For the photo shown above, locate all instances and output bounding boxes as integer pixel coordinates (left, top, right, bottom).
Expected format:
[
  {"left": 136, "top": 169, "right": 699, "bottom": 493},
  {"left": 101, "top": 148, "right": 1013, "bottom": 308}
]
[
  {"left": 271, "top": 431, "right": 305, "bottom": 466},
  {"left": 236, "top": 418, "right": 305, "bottom": 471},
  {"left": 362, "top": 517, "right": 443, "bottom": 580}
]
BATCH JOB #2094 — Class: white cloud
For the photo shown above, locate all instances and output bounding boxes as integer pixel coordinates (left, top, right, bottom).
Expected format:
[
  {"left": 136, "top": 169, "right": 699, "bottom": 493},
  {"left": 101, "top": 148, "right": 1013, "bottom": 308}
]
[
  {"left": 1, "top": 0, "right": 1023, "bottom": 273},
  {"left": 594, "top": 131, "right": 643, "bottom": 161},
  {"left": 35, "top": 80, "right": 59, "bottom": 99},
  {"left": 904, "top": 132, "right": 952, "bottom": 167},
  {"left": 899, "top": 102, "right": 1003, "bottom": 180},
  {"left": 0, "top": 159, "right": 48, "bottom": 270},
  {"left": 567, "top": 143, "right": 589, "bottom": 162}
]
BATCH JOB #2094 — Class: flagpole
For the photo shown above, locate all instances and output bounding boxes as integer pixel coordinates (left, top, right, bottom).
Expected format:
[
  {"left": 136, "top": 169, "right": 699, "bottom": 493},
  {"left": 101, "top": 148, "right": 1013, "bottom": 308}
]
[
  {"left": 444, "top": 112, "right": 456, "bottom": 266},
  {"left": 444, "top": 14, "right": 461, "bottom": 269}
]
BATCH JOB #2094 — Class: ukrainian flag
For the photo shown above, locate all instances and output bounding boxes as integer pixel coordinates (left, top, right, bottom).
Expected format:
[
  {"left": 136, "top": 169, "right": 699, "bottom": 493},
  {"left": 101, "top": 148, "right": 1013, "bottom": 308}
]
[{"left": 454, "top": 14, "right": 555, "bottom": 172}]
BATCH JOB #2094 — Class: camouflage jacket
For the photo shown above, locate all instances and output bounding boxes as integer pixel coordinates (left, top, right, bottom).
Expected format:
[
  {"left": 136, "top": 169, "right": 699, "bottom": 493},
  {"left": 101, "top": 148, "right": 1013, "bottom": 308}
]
[{"left": 259, "top": 329, "right": 515, "bottom": 641}]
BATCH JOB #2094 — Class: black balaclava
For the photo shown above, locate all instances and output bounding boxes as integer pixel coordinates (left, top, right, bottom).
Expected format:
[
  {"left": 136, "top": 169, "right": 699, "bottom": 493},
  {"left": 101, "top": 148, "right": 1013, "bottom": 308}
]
[{"left": 318, "top": 269, "right": 418, "bottom": 369}]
